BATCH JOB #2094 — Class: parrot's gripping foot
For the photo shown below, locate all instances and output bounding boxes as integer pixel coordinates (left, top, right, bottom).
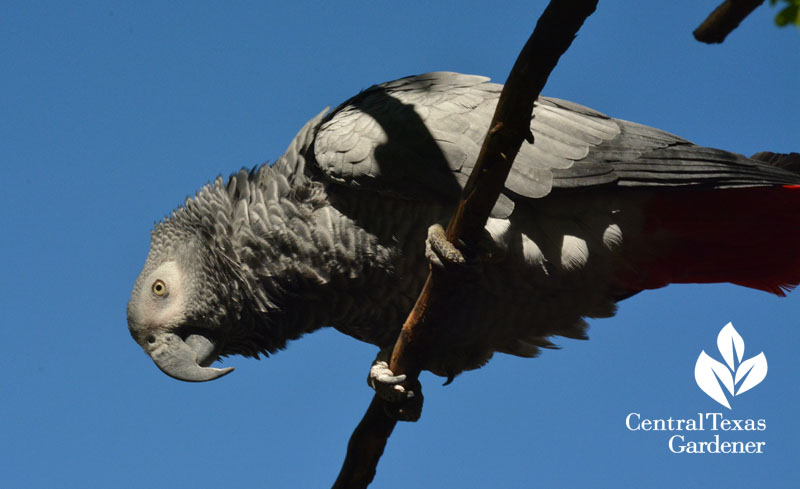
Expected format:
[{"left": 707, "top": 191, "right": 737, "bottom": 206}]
[
  {"left": 426, "top": 223, "right": 467, "bottom": 268},
  {"left": 368, "top": 350, "right": 423, "bottom": 422},
  {"left": 425, "top": 223, "right": 495, "bottom": 280}
]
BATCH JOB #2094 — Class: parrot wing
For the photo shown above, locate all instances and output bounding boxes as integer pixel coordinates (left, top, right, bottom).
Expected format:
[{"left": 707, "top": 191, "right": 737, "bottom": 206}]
[{"left": 311, "top": 71, "right": 800, "bottom": 217}]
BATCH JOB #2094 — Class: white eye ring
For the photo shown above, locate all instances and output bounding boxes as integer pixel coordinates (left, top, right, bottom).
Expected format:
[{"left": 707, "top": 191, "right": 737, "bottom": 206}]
[{"left": 152, "top": 279, "right": 167, "bottom": 297}]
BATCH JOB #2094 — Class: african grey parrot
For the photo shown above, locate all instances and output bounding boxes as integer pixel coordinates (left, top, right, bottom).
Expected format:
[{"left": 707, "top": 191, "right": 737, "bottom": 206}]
[{"left": 127, "top": 72, "right": 800, "bottom": 392}]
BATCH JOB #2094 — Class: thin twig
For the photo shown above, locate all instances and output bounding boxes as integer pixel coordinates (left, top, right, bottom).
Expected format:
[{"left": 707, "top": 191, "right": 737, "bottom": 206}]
[
  {"left": 694, "top": 0, "right": 765, "bottom": 43},
  {"left": 332, "top": 1, "right": 598, "bottom": 488}
]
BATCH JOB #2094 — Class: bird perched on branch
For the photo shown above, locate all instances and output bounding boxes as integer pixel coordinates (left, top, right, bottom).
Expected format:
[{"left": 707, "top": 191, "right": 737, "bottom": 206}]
[{"left": 127, "top": 72, "right": 800, "bottom": 400}]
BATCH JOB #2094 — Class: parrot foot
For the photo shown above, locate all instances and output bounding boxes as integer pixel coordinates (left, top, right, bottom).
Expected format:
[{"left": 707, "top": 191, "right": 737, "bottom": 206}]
[
  {"left": 426, "top": 223, "right": 467, "bottom": 268},
  {"left": 426, "top": 223, "right": 493, "bottom": 278},
  {"left": 367, "top": 350, "right": 423, "bottom": 421}
]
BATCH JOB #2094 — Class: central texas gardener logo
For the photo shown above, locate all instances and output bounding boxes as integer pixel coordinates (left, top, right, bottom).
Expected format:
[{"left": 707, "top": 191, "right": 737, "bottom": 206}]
[{"left": 694, "top": 322, "right": 768, "bottom": 409}]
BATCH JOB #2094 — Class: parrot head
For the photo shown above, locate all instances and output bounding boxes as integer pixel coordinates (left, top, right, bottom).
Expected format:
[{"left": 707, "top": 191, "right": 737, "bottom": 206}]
[
  {"left": 127, "top": 230, "right": 236, "bottom": 382},
  {"left": 127, "top": 171, "right": 315, "bottom": 382}
]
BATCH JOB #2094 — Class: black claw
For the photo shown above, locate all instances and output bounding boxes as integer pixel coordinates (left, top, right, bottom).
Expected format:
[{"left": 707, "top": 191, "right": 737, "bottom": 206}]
[
  {"left": 378, "top": 378, "right": 424, "bottom": 422},
  {"left": 442, "top": 373, "right": 455, "bottom": 386},
  {"left": 383, "top": 390, "right": 424, "bottom": 422}
]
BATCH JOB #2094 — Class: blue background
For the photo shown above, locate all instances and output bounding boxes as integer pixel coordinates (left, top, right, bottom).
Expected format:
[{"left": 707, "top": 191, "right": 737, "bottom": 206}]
[{"left": 2, "top": 1, "right": 798, "bottom": 487}]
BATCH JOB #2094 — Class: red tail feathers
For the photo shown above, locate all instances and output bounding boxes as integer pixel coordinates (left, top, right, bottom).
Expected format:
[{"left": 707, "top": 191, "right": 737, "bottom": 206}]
[{"left": 619, "top": 186, "right": 800, "bottom": 296}]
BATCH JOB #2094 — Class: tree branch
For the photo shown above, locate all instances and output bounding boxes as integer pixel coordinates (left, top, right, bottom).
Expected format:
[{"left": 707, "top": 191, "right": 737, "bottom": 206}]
[
  {"left": 332, "top": 1, "right": 598, "bottom": 487},
  {"left": 694, "top": 0, "right": 765, "bottom": 43}
]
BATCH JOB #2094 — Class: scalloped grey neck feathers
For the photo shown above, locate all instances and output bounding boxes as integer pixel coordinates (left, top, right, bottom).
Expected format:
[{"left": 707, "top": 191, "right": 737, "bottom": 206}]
[{"left": 133, "top": 111, "right": 393, "bottom": 360}]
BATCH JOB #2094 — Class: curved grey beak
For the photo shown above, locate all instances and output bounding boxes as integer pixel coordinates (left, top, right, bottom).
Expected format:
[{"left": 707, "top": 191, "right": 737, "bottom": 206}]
[{"left": 144, "top": 333, "right": 234, "bottom": 382}]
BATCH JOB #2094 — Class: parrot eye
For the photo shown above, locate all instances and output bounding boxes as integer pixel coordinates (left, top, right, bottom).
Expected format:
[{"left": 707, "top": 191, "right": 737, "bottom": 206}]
[{"left": 152, "top": 279, "right": 168, "bottom": 297}]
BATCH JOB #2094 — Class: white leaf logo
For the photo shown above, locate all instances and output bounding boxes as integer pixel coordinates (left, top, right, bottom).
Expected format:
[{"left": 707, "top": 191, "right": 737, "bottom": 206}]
[{"left": 694, "top": 322, "right": 767, "bottom": 409}]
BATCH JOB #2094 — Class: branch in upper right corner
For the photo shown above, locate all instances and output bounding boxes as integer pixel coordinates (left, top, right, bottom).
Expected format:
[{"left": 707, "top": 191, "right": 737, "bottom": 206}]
[{"left": 694, "top": 0, "right": 765, "bottom": 44}]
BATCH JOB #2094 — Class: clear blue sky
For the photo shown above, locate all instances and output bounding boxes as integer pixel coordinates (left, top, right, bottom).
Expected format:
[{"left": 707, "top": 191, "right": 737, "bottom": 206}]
[{"left": 2, "top": 1, "right": 798, "bottom": 488}]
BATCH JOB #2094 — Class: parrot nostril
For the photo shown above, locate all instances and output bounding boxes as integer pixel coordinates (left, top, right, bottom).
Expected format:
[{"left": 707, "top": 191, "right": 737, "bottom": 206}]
[{"left": 147, "top": 335, "right": 156, "bottom": 344}]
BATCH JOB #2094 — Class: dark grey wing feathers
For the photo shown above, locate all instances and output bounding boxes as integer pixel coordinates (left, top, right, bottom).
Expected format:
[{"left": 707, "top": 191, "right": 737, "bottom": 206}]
[
  {"left": 550, "top": 116, "right": 800, "bottom": 189},
  {"left": 751, "top": 152, "right": 800, "bottom": 173},
  {"left": 305, "top": 72, "right": 799, "bottom": 210}
]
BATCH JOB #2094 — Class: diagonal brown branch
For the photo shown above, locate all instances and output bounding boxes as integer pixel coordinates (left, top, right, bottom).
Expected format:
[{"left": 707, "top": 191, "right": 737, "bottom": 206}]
[
  {"left": 331, "top": 1, "right": 598, "bottom": 488},
  {"left": 694, "top": 0, "right": 766, "bottom": 43}
]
